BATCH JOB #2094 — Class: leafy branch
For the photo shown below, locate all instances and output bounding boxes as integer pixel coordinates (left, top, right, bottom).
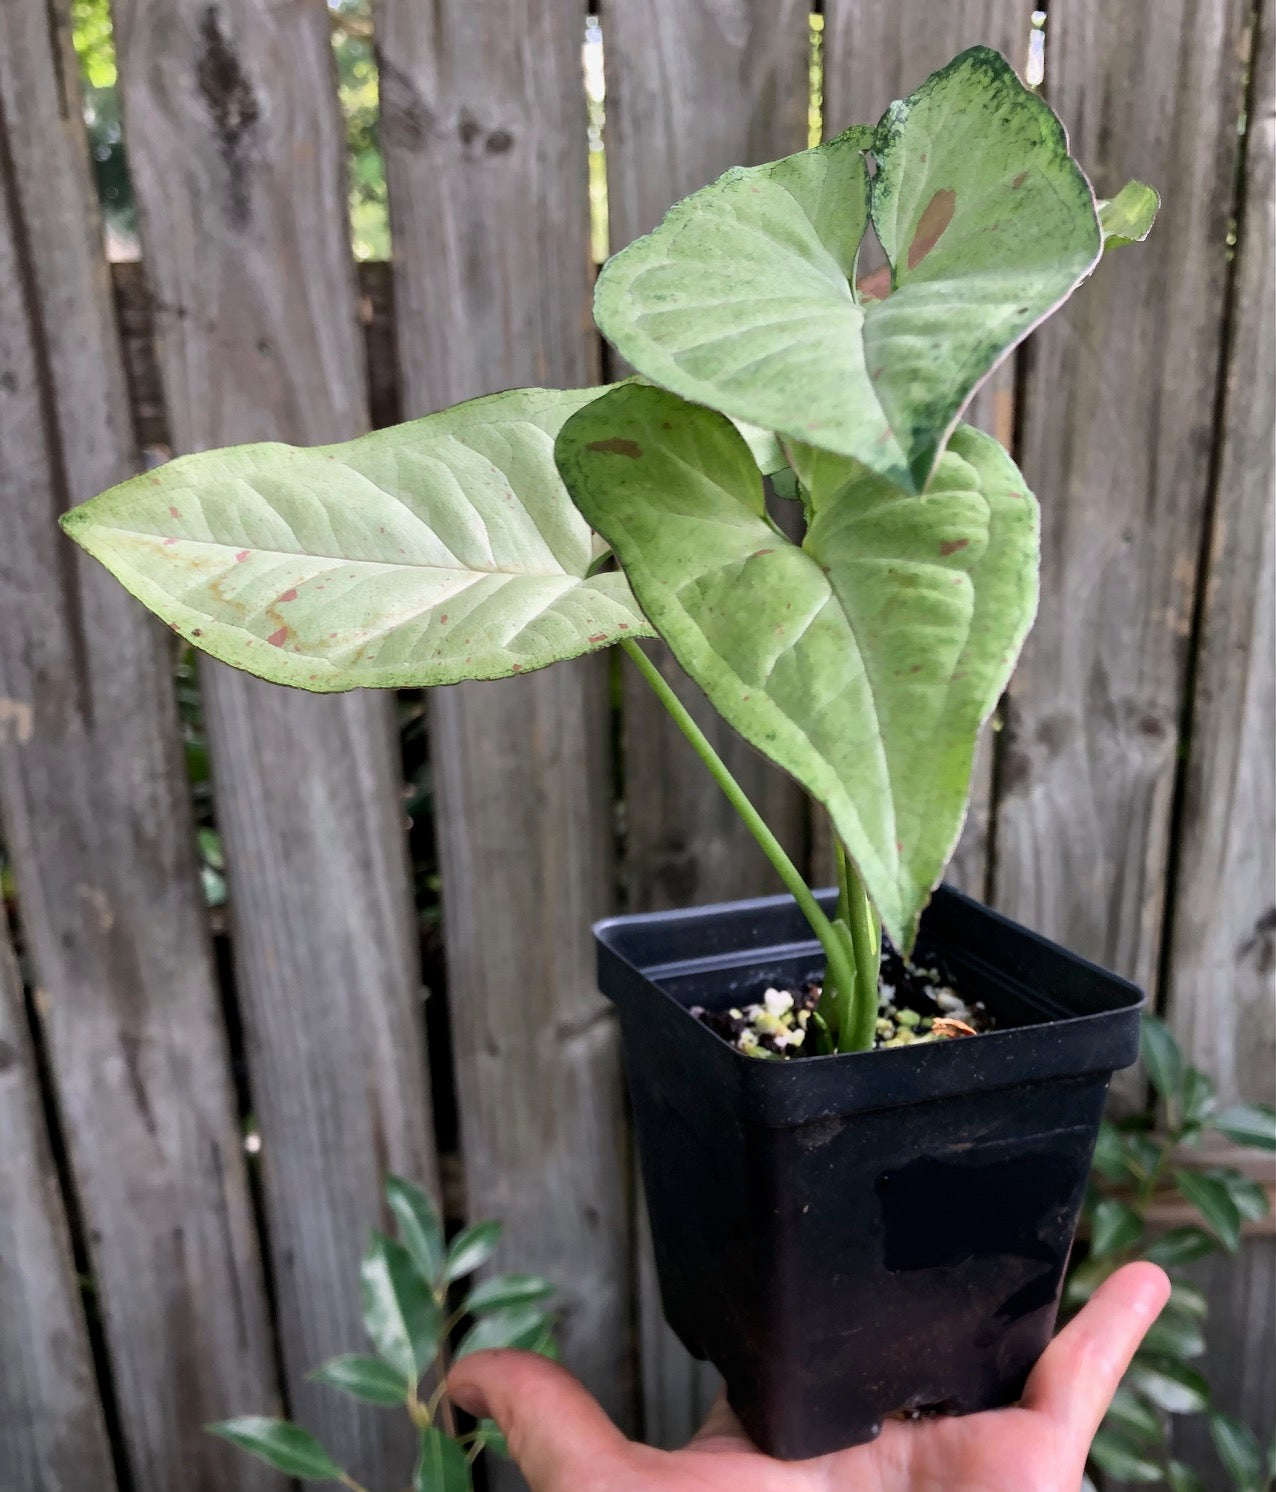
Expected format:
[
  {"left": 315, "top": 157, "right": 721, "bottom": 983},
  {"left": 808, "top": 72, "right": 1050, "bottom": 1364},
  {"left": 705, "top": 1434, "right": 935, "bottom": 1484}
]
[{"left": 209, "top": 1175, "right": 555, "bottom": 1491}]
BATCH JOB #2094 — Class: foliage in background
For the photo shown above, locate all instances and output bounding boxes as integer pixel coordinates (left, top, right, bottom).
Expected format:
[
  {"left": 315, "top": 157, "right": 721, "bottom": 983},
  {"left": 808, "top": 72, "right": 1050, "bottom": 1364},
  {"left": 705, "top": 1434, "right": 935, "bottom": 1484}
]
[
  {"left": 70, "top": 0, "right": 391, "bottom": 259},
  {"left": 212, "top": 1175, "right": 555, "bottom": 1490},
  {"left": 1066, "top": 1017, "right": 1276, "bottom": 1492}
]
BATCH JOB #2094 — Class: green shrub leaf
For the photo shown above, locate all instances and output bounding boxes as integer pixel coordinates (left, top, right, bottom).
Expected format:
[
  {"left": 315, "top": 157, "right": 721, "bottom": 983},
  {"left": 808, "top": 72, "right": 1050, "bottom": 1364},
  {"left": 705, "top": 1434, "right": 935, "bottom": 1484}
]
[
  {"left": 413, "top": 1425, "right": 472, "bottom": 1492},
  {"left": 474, "top": 1420, "right": 510, "bottom": 1459},
  {"left": 1104, "top": 1384, "right": 1165, "bottom": 1449},
  {"left": 1210, "top": 1167, "right": 1271, "bottom": 1224},
  {"left": 455, "top": 1305, "right": 554, "bottom": 1360},
  {"left": 1144, "top": 1226, "right": 1218, "bottom": 1267},
  {"left": 208, "top": 1418, "right": 344, "bottom": 1481},
  {"left": 308, "top": 1353, "right": 411, "bottom": 1406},
  {"left": 1174, "top": 1169, "right": 1244, "bottom": 1253},
  {"left": 555, "top": 384, "right": 1038, "bottom": 948},
  {"left": 1090, "top": 1120, "right": 1130, "bottom": 1181},
  {"left": 595, "top": 49, "right": 1107, "bottom": 493},
  {"left": 1128, "top": 1355, "right": 1211, "bottom": 1415},
  {"left": 1141, "top": 1308, "right": 1206, "bottom": 1361},
  {"left": 463, "top": 1272, "right": 555, "bottom": 1315},
  {"left": 1167, "top": 1461, "right": 1209, "bottom": 1492},
  {"left": 1212, "top": 1104, "right": 1276, "bottom": 1152},
  {"left": 445, "top": 1220, "right": 503, "bottom": 1283},
  {"left": 1209, "top": 1412, "right": 1265, "bottom": 1492},
  {"left": 1140, "top": 1016, "right": 1184, "bottom": 1102},
  {"left": 360, "top": 1231, "right": 442, "bottom": 1380},
  {"left": 61, "top": 387, "right": 654, "bottom": 692},
  {"left": 1088, "top": 1424, "right": 1166, "bottom": 1482},
  {"left": 1098, "top": 182, "right": 1160, "bottom": 247},
  {"left": 1091, "top": 1198, "right": 1144, "bottom": 1258},
  {"left": 387, "top": 1174, "right": 447, "bottom": 1290}
]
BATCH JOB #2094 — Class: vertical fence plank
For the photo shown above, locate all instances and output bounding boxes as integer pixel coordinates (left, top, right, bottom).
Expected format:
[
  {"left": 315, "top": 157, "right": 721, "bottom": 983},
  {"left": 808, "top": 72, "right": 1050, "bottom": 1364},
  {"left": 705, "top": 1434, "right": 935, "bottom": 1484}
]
[
  {"left": 0, "top": 4, "right": 284, "bottom": 1489},
  {"left": 823, "top": 0, "right": 1032, "bottom": 899},
  {"left": 375, "top": 0, "right": 635, "bottom": 1450},
  {"left": 992, "top": 0, "right": 1251, "bottom": 1008},
  {"left": 598, "top": 0, "right": 810, "bottom": 1445},
  {"left": 603, "top": 1, "right": 811, "bottom": 914},
  {"left": 108, "top": 2, "right": 436, "bottom": 1483},
  {"left": 0, "top": 911, "right": 118, "bottom": 1492},
  {"left": 1164, "top": 6, "right": 1276, "bottom": 1471}
]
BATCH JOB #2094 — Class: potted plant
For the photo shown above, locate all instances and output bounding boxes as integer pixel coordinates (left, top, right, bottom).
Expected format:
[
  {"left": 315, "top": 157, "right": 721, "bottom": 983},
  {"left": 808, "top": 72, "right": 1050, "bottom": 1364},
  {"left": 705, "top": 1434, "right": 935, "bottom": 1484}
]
[{"left": 62, "top": 48, "right": 1159, "bottom": 1460}]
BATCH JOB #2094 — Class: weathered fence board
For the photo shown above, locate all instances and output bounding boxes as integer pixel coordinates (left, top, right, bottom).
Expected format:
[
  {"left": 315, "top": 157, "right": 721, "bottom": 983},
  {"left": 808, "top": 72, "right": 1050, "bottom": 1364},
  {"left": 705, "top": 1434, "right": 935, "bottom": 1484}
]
[
  {"left": 993, "top": 0, "right": 1252, "bottom": 996},
  {"left": 0, "top": 6, "right": 285, "bottom": 1491},
  {"left": 599, "top": 0, "right": 812, "bottom": 1444},
  {"left": 0, "top": 907, "right": 119, "bottom": 1492},
  {"left": 108, "top": 1, "right": 436, "bottom": 1484},
  {"left": 375, "top": 0, "right": 635, "bottom": 1456},
  {"left": 823, "top": 0, "right": 1031, "bottom": 901},
  {"left": 1166, "top": 6, "right": 1276, "bottom": 1469}
]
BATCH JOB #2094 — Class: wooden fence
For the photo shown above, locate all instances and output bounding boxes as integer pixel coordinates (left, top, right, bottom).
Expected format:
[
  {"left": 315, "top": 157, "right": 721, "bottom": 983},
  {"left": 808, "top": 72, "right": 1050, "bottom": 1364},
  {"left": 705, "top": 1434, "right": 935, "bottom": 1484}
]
[{"left": 0, "top": 2, "right": 1271, "bottom": 1489}]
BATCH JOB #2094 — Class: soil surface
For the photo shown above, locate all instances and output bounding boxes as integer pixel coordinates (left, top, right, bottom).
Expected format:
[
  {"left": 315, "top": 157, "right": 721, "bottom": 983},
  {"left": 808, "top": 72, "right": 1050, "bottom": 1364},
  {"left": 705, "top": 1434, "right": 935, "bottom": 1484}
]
[{"left": 692, "top": 938, "right": 991, "bottom": 1059}]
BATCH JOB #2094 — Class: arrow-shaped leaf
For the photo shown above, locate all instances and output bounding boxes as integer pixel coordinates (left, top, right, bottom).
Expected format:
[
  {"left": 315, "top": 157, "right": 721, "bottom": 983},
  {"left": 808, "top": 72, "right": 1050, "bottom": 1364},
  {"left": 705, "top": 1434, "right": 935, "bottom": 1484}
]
[
  {"left": 594, "top": 49, "right": 1122, "bottom": 493},
  {"left": 556, "top": 382, "right": 1038, "bottom": 948},
  {"left": 61, "top": 387, "right": 654, "bottom": 692}
]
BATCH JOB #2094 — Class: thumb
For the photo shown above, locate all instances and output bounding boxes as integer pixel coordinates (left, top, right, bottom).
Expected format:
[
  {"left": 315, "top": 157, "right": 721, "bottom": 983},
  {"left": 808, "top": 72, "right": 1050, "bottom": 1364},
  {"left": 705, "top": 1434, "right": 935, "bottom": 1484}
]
[
  {"left": 447, "top": 1350, "right": 630, "bottom": 1490},
  {"left": 1022, "top": 1260, "right": 1171, "bottom": 1447}
]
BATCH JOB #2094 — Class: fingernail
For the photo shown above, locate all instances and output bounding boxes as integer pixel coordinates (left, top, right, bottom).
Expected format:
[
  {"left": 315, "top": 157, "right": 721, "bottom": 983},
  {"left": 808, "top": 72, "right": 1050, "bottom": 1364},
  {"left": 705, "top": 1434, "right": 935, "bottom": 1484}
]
[{"left": 448, "top": 1377, "right": 491, "bottom": 1420}]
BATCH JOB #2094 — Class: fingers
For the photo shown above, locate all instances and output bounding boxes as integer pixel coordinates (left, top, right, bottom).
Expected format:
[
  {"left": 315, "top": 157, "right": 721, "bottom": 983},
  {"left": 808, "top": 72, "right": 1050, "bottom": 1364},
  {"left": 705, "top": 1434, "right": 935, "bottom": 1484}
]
[
  {"left": 1023, "top": 1261, "right": 1171, "bottom": 1445},
  {"left": 448, "top": 1349, "right": 630, "bottom": 1489},
  {"left": 686, "top": 1389, "right": 753, "bottom": 1453}
]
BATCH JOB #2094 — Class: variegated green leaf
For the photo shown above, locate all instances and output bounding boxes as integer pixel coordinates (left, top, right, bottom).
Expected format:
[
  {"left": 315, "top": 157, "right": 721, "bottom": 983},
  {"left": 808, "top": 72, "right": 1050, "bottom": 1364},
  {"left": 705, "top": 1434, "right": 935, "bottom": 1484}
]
[
  {"left": 61, "top": 388, "right": 654, "bottom": 692},
  {"left": 555, "top": 383, "right": 1038, "bottom": 948},
  {"left": 594, "top": 48, "right": 1122, "bottom": 492}
]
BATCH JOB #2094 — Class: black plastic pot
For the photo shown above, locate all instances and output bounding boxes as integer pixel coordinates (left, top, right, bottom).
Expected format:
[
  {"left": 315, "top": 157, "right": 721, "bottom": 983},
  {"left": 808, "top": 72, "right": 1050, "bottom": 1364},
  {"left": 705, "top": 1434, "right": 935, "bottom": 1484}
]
[{"left": 595, "top": 884, "right": 1144, "bottom": 1460}]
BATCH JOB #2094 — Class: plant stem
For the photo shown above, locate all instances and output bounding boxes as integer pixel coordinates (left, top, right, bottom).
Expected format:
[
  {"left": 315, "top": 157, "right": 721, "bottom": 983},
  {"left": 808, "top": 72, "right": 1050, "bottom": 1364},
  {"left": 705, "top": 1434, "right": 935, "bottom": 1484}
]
[
  {"left": 832, "top": 841, "right": 882, "bottom": 1052},
  {"left": 620, "top": 639, "right": 861, "bottom": 1043}
]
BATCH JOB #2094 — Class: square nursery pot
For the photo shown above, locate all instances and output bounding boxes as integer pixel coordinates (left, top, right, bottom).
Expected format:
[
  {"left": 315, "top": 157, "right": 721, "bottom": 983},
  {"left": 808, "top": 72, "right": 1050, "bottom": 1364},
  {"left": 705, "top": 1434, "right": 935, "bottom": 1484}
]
[{"left": 594, "top": 885, "right": 1144, "bottom": 1460}]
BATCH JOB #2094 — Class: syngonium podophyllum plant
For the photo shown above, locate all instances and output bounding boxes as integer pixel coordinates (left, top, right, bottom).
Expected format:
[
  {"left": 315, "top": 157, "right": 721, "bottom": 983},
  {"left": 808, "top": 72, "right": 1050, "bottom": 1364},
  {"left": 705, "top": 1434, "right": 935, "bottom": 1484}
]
[{"left": 64, "top": 50, "right": 1157, "bottom": 1054}]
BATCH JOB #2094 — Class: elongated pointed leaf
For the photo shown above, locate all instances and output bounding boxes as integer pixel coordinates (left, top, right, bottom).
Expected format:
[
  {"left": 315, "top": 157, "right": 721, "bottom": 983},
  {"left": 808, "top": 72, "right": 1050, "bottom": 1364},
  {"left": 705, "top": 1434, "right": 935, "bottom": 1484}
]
[
  {"left": 455, "top": 1305, "right": 555, "bottom": 1360},
  {"left": 1141, "top": 1016, "right": 1184, "bottom": 1101},
  {"left": 1167, "top": 1462, "right": 1209, "bottom": 1492},
  {"left": 1211, "top": 1168, "right": 1270, "bottom": 1224},
  {"left": 208, "top": 1418, "right": 344, "bottom": 1481},
  {"left": 1088, "top": 1425, "right": 1165, "bottom": 1483},
  {"left": 308, "top": 1353, "right": 412, "bottom": 1406},
  {"left": 360, "top": 1231, "right": 442, "bottom": 1380},
  {"left": 387, "top": 1174, "right": 447, "bottom": 1290},
  {"left": 1091, "top": 1198, "right": 1144, "bottom": 1258},
  {"left": 1129, "top": 1356, "right": 1211, "bottom": 1415},
  {"left": 1144, "top": 1226, "right": 1218, "bottom": 1267},
  {"left": 463, "top": 1272, "right": 555, "bottom": 1315},
  {"left": 61, "top": 388, "right": 654, "bottom": 692},
  {"left": 1210, "top": 1413, "right": 1265, "bottom": 1491},
  {"left": 445, "top": 1220, "right": 502, "bottom": 1283},
  {"left": 1105, "top": 1385, "right": 1165, "bottom": 1449},
  {"left": 1175, "top": 1169, "right": 1244, "bottom": 1252},
  {"left": 556, "top": 383, "right": 1038, "bottom": 947},
  {"left": 1212, "top": 1103, "right": 1276, "bottom": 1151},
  {"left": 413, "top": 1425, "right": 472, "bottom": 1492},
  {"left": 1098, "top": 182, "right": 1160, "bottom": 247},
  {"left": 595, "top": 49, "right": 1118, "bottom": 493}
]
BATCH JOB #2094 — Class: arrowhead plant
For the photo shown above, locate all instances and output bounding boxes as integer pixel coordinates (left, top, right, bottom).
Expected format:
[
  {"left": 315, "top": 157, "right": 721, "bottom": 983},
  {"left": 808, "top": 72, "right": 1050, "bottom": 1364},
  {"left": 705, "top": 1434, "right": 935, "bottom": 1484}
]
[{"left": 61, "top": 48, "right": 1156, "bottom": 1055}]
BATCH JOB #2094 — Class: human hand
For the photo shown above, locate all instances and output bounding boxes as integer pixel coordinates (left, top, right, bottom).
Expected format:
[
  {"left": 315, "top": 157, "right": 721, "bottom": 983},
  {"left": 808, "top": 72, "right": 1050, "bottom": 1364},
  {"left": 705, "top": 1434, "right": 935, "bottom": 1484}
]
[{"left": 447, "top": 1261, "right": 1169, "bottom": 1492}]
